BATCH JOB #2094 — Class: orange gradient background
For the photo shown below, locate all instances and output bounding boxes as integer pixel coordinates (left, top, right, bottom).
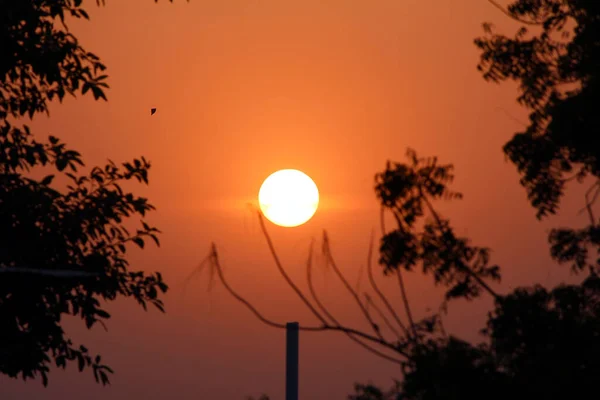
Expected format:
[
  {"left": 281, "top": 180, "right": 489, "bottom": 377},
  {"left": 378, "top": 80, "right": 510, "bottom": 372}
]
[{"left": 1, "top": 1, "right": 587, "bottom": 399}]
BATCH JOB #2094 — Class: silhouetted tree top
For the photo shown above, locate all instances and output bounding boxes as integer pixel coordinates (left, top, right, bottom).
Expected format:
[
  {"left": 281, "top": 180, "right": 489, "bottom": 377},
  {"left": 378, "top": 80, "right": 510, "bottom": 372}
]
[
  {"left": 0, "top": 0, "right": 183, "bottom": 387},
  {"left": 396, "top": 273, "right": 600, "bottom": 400},
  {"left": 475, "top": 0, "right": 600, "bottom": 220},
  {"left": 0, "top": 128, "right": 166, "bottom": 385},
  {"left": 0, "top": 0, "right": 187, "bottom": 119},
  {"left": 375, "top": 150, "right": 500, "bottom": 302}
]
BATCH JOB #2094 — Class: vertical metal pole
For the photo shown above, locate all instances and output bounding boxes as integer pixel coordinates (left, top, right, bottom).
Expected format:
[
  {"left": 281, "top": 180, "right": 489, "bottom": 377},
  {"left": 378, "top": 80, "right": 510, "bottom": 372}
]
[{"left": 285, "top": 322, "right": 299, "bottom": 400}]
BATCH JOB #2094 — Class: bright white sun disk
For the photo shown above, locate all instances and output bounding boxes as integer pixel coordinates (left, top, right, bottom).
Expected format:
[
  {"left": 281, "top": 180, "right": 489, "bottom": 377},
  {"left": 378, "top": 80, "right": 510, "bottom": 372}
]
[{"left": 258, "top": 169, "right": 319, "bottom": 227}]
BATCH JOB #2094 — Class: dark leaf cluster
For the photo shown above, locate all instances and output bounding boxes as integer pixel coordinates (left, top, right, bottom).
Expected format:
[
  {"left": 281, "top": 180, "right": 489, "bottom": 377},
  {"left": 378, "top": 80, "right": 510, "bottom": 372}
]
[
  {"left": 0, "top": 0, "right": 180, "bottom": 387},
  {"left": 375, "top": 149, "right": 500, "bottom": 301},
  {"left": 366, "top": 274, "right": 600, "bottom": 400},
  {"left": 0, "top": 123, "right": 167, "bottom": 385},
  {"left": 475, "top": 0, "right": 600, "bottom": 219},
  {"left": 0, "top": 0, "right": 110, "bottom": 120}
]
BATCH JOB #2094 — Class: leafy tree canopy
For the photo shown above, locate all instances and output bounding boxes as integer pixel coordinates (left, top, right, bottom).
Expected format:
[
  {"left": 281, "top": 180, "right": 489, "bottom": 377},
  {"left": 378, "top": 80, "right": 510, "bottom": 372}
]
[
  {"left": 0, "top": 0, "right": 184, "bottom": 387},
  {"left": 229, "top": 2, "right": 600, "bottom": 398},
  {"left": 475, "top": 0, "right": 600, "bottom": 220}
]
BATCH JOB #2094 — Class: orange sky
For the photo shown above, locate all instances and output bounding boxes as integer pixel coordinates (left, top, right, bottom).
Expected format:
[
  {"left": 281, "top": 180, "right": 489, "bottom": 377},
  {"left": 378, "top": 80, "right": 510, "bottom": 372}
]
[{"left": 2, "top": 1, "right": 589, "bottom": 399}]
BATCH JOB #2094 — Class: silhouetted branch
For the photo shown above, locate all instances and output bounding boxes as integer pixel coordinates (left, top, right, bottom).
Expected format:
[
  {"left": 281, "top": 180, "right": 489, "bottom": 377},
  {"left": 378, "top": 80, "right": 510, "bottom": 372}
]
[
  {"left": 364, "top": 293, "right": 402, "bottom": 340},
  {"left": 396, "top": 269, "right": 418, "bottom": 340},
  {"left": 306, "top": 239, "right": 339, "bottom": 326},
  {"left": 208, "top": 244, "right": 288, "bottom": 330},
  {"left": 322, "top": 232, "right": 386, "bottom": 342},
  {"left": 486, "top": 0, "right": 543, "bottom": 26},
  {"left": 578, "top": 180, "right": 600, "bottom": 225},
  {"left": 257, "top": 213, "right": 328, "bottom": 325},
  {"left": 437, "top": 301, "right": 449, "bottom": 339},
  {"left": 383, "top": 208, "right": 421, "bottom": 340},
  {"left": 208, "top": 243, "right": 409, "bottom": 362},
  {"left": 305, "top": 241, "right": 405, "bottom": 363},
  {"left": 420, "top": 190, "right": 501, "bottom": 301},
  {"left": 374, "top": 215, "right": 411, "bottom": 337}
]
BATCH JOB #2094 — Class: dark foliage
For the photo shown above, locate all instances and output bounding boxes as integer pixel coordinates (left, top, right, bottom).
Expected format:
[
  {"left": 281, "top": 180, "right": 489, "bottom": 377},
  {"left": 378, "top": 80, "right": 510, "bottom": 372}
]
[
  {"left": 375, "top": 149, "right": 500, "bottom": 301},
  {"left": 475, "top": 0, "right": 600, "bottom": 220},
  {"left": 394, "top": 273, "right": 600, "bottom": 400},
  {"left": 0, "top": 127, "right": 166, "bottom": 386},
  {"left": 348, "top": 1, "right": 600, "bottom": 398},
  {"left": 484, "top": 274, "right": 600, "bottom": 399},
  {"left": 0, "top": 0, "right": 181, "bottom": 387}
]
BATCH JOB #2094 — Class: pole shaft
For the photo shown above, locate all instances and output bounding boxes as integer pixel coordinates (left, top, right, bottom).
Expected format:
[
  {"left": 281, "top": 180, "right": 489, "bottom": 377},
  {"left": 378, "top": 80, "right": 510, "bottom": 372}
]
[{"left": 285, "top": 322, "right": 299, "bottom": 400}]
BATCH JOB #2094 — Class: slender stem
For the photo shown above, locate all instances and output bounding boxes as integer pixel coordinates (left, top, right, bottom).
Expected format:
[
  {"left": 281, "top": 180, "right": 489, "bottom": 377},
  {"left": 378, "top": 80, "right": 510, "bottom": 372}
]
[
  {"left": 396, "top": 268, "right": 418, "bottom": 340},
  {"left": 384, "top": 207, "right": 420, "bottom": 341},
  {"left": 582, "top": 180, "right": 600, "bottom": 225},
  {"left": 210, "top": 244, "right": 288, "bottom": 330},
  {"left": 322, "top": 232, "right": 386, "bottom": 342},
  {"left": 210, "top": 243, "right": 409, "bottom": 361},
  {"left": 420, "top": 190, "right": 501, "bottom": 301},
  {"left": 367, "top": 227, "right": 410, "bottom": 337},
  {"left": 364, "top": 293, "right": 402, "bottom": 340},
  {"left": 306, "top": 244, "right": 404, "bottom": 364},
  {"left": 257, "top": 213, "right": 328, "bottom": 325},
  {"left": 437, "top": 302, "right": 449, "bottom": 339},
  {"left": 306, "top": 239, "right": 337, "bottom": 326}
]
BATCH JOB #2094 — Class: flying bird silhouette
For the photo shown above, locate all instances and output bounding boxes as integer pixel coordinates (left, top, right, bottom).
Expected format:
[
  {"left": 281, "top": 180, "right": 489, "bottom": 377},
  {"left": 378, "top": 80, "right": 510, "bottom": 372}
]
[{"left": 151, "top": 108, "right": 157, "bottom": 115}]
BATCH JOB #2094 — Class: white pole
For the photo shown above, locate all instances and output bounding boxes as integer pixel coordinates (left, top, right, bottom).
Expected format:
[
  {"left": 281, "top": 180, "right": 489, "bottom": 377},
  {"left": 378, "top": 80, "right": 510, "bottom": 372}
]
[{"left": 285, "top": 322, "right": 299, "bottom": 400}]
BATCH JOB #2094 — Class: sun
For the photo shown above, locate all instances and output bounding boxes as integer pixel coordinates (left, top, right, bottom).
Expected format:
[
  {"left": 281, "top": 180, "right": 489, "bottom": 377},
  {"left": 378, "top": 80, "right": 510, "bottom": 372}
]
[{"left": 258, "top": 169, "right": 319, "bottom": 227}]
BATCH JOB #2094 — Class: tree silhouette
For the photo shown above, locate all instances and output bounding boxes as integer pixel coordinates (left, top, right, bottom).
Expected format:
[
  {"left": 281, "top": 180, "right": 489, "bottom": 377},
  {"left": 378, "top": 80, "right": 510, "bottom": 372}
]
[
  {"left": 194, "top": 1, "right": 600, "bottom": 399},
  {"left": 475, "top": 0, "right": 600, "bottom": 222},
  {"left": 475, "top": 0, "right": 600, "bottom": 283},
  {"left": 0, "top": 0, "right": 185, "bottom": 387},
  {"left": 196, "top": 148, "right": 501, "bottom": 368}
]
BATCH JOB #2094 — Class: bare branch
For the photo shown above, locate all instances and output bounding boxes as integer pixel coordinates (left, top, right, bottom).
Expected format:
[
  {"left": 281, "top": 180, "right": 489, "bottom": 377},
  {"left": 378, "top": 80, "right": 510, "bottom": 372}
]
[
  {"left": 209, "top": 244, "right": 288, "bottom": 330},
  {"left": 437, "top": 301, "right": 449, "bottom": 339},
  {"left": 381, "top": 207, "right": 420, "bottom": 341},
  {"left": 577, "top": 180, "right": 600, "bottom": 225},
  {"left": 306, "top": 239, "right": 338, "bottom": 326},
  {"left": 322, "top": 231, "right": 386, "bottom": 342},
  {"left": 368, "top": 224, "right": 410, "bottom": 337},
  {"left": 364, "top": 293, "right": 402, "bottom": 340},
  {"left": 305, "top": 239, "right": 405, "bottom": 363},
  {"left": 257, "top": 213, "right": 328, "bottom": 325},
  {"left": 396, "top": 268, "right": 418, "bottom": 340},
  {"left": 181, "top": 255, "right": 211, "bottom": 297},
  {"left": 208, "top": 243, "right": 410, "bottom": 361},
  {"left": 420, "top": 190, "right": 501, "bottom": 301}
]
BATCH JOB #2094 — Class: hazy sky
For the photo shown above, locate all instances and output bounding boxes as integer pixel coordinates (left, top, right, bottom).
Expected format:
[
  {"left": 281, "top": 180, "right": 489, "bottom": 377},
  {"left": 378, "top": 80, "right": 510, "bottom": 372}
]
[{"left": 1, "top": 1, "right": 589, "bottom": 399}]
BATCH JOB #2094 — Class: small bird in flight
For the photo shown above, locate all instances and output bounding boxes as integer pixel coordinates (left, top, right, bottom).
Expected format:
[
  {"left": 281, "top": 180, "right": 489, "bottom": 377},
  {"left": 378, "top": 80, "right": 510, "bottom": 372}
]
[{"left": 151, "top": 108, "right": 157, "bottom": 115}]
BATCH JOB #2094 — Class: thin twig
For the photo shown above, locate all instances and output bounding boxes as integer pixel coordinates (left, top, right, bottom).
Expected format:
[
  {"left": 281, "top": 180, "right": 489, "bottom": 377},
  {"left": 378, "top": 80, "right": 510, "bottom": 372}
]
[
  {"left": 383, "top": 207, "right": 421, "bottom": 342},
  {"left": 420, "top": 190, "right": 501, "bottom": 301},
  {"left": 181, "top": 255, "right": 211, "bottom": 298},
  {"left": 306, "top": 239, "right": 338, "bottom": 326},
  {"left": 305, "top": 241, "right": 405, "bottom": 364},
  {"left": 437, "top": 301, "right": 449, "bottom": 339},
  {"left": 578, "top": 180, "right": 600, "bottom": 225},
  {"left": 366, "top": 228, "right": 410, "bottom": 337},
  {"left": 210, "top": 244, "right": 288, "bottom": 330},
  {"left": 322, "top": 231, "right": 386, "bottom": 342},
  {"left": 364, "top": 293, "right": 402, "bottom": 340},
  {"left": 396, "top": 268, "right": 418, "bottom": 340},
  {"left": 257, "top": 213, "right": 328, "bottom": 325},
  {"left": 209, "top": 244, "right": 409, "bottom": 361}
]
